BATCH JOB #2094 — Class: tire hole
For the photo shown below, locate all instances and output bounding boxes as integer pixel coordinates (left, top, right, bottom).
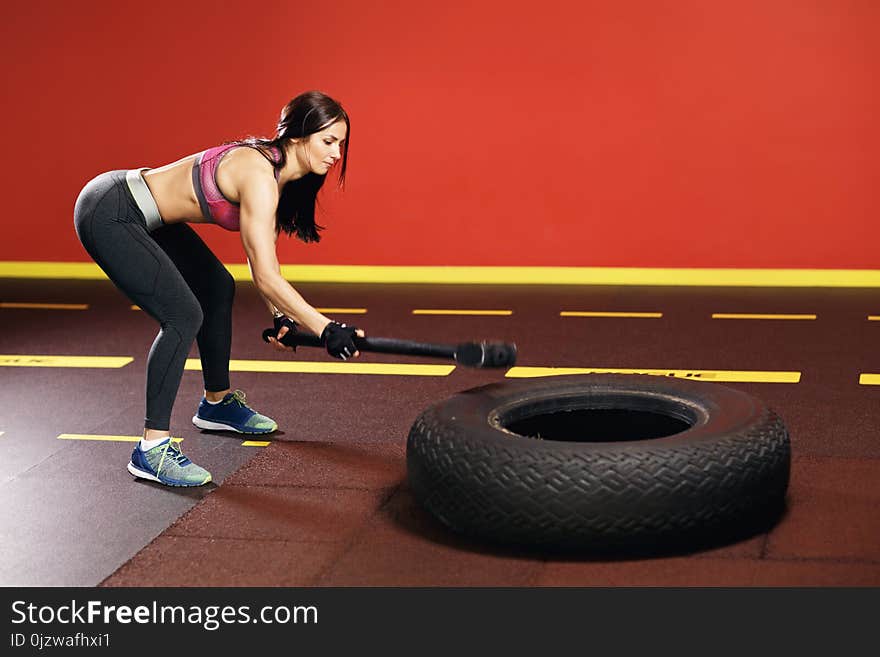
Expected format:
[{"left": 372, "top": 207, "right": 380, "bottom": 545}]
[{"left": 503, "top": 408, "right": 692, "bottom": 442}]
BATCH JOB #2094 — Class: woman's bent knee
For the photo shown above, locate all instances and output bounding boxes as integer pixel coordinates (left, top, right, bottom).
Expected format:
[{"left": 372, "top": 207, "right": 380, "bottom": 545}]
[{"left": 168, "top": 303, "right": 204, "bottom": 340}]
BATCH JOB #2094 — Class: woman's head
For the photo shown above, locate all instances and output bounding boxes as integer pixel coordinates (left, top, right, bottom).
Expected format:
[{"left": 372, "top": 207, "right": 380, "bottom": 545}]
[{"left": 276, "top": 91, "right": 350, "bottom": 184}]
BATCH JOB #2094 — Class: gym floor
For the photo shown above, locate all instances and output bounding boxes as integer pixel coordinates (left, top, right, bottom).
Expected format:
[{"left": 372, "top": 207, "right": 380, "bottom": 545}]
[{"left": 1, "top": 277, "right": 878, "bottom": 586}]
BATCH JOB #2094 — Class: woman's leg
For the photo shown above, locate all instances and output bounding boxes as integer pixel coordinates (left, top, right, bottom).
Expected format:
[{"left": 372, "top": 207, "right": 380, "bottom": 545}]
[
  {"left": 73, "top": 171, "right": 211, "bottom": 486},
  {"left": 149, "top": 223, "right": 234, "bottom": 396},
  {"left": 150, "top": 223, "right": 277, "bottom": 435}
]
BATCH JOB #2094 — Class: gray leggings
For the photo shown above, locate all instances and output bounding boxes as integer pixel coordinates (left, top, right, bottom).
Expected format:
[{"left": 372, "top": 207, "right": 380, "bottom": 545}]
[{"left": 73, "top": 169, "right": 233, "bottom": 430}]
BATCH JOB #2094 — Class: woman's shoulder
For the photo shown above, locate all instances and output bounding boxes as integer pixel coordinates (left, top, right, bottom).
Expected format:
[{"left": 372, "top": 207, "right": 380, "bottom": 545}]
[
  {"left": 217, "top": 144, "right": 277, "bottom": 169},
  {"left": 215, "top": 144, "right": 279, "bottom": 197},
  {"left": 220, "top": 143, "right": 280, "bottom": 171}
]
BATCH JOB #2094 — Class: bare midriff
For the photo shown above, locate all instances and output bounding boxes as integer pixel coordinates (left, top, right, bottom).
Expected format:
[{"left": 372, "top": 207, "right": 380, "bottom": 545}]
[{"left": 141, "top": 155, "right": 209, "bottom": 225}]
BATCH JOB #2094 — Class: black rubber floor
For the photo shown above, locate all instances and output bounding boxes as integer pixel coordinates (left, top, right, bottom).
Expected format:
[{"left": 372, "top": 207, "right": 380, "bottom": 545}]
[{"left": 1, "top": 278, "right": 878, "bottom": 585}]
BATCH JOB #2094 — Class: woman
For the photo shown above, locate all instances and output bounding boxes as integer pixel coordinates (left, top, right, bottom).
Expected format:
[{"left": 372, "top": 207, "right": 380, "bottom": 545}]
[{"left": 73, "top": 90, "right": 363, "bottom": 488}]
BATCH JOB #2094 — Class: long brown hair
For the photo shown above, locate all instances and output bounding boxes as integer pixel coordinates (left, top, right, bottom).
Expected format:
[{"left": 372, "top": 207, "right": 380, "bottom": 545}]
[{"left": 234, "top": 90, "right": 350, "bottom": 242}]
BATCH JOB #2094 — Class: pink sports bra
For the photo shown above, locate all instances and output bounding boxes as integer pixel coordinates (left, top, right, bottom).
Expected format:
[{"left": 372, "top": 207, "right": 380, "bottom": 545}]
[{"left": 191, "top": 144, "right": 281, "bottom": 231}]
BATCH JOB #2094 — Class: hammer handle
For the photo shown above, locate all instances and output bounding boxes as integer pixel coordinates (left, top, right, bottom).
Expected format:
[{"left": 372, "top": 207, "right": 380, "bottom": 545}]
[{"left": 262, "top": 329, "right": 456, "bottom": 359}]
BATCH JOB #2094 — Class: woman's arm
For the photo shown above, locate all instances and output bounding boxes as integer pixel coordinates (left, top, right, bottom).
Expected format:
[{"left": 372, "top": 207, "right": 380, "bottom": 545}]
[
  {"left": 235, "top": 161, "right": 332, "bottom": 337},
  {"left": 247, "top": 258, "right": 278, "bottom": 315}
]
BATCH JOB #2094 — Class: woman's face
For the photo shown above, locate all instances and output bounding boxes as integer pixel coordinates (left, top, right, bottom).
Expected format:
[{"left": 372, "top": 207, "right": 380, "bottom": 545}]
[{"left": 297, "top": 121, "right": 348, "bottom": 175}]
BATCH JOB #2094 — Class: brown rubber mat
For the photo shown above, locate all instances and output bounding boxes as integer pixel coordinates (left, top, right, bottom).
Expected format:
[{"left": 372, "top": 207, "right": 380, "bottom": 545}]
[{"left": 1, "top": 278, "right": 878, "bottom": 586}]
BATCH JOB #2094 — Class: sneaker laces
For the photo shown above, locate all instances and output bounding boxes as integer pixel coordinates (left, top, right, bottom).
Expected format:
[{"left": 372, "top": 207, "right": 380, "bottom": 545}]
[
  {"left": 230, "top": 389, "right": 253, "bottom": 410},
  {"left": 158, "top": 440, "right": 192, "bottom": 472}
]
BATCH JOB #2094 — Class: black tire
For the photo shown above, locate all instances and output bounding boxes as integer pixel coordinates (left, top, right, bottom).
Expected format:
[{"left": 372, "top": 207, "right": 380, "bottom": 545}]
[{"left": 406, "top": 374, "right": 791, "bottom": 553}]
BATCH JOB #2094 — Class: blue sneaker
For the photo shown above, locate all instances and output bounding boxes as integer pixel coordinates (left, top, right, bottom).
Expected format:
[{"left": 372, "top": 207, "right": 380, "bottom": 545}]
[
  {"left": 127, "top": 439, "right": 212, "bottom": 487},
  {"left": 192, "top": 389, "right": 278, "bottom": 435}
]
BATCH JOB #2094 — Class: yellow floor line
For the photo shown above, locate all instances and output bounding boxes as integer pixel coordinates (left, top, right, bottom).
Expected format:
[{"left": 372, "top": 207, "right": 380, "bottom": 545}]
[
  {"left": 0, "top": 302, "right": 88, "bottom": 310},
  {"left": 506, "top": 366, "right": 801, "bottom": 383},
  {"left": 185, "top": 358, "right": 455, "bottom": 376},
  {"left": 58, "top": 434, "right": 182, "bottom": 443},
  {"left": 869, "top": 316, "right": 879, "bottom": 321},
  {"left": 0, "top": 355, "right": 133, "bottom": 368},
  {"left": 314, "top": 308, "right": 367, "bottom": 314},
  {"left": 561, "top": 311, "right": 663, "bottom": 318},
  {"left": 242, "top": 440, "right": 271, "bottom": 447},
  {"left": 412, "top": 309, "right": 513, "bottom": 316},
  {"left": 6, "top": 262, "right": 880, "bottom": 287},
  {"left": 711, "top": 313, "right": 816, "bottom": 320},
  {"left": 859, "top": 374, "right": 880, "bottom": 385}
]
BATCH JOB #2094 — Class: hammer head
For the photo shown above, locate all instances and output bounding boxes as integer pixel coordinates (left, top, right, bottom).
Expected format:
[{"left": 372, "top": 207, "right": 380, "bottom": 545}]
[{"left": 454, "top": 341, "right": 517, "bottom": 368}]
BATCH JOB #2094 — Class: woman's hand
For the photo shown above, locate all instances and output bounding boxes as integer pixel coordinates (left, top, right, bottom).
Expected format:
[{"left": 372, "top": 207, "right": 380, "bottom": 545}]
[
  {"left": 266, "top": 314, "right": 298, "bottom": 352},
  {"left": 321, "top": 322, "right": 366, "bottom": 360}
]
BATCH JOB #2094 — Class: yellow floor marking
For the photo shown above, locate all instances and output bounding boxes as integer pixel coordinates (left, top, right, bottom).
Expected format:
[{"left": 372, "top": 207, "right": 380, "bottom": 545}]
[
  {"left": 131, "top": 305, "right": 141, "bottom": 311},
  {"left": 711, "top": 313, "right": 816, "bottom": 320},
  {"left": 412, "top": 309, "right": 513, "bottom": 316},
  {"left": 0, "top": 355, "right": 133, "bottom": 368},
  {"left": 859, "top": 374, "right": 880, "bottom": 385},
  {"left": 0, "top": 302, "right": 88, "bottom": 310},
  {"left": 58, "top": 434, "right": 182, "bottom": 443},
  {"left": 9, "top": 262, "right": 880, "bottom": 288},
  {"left": 185, "top": 358, "right": 455, "bottom": 376},
  {"left": 561, "top": 311, "right": 663, "bottom": 318},
  {"left": 506, "top": 367, "right": 801, "bottom": 383},
  {"left": 869, "top": 316, "right": 880, "bottom": 321},
  {"left": 242, "top": 440, "right": 271, "bottom": 447},
  {"left": 314, "top": 308, "right": 367, "bottom": 314}
]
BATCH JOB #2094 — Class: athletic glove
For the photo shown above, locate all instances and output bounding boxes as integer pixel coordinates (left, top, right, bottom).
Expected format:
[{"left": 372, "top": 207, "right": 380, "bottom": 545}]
[
  {"left": 271, "top": 314, "right": 299, "bottom": 350},
  {"left": 321, "top": 321, "right": 359, "bottom": 360}
]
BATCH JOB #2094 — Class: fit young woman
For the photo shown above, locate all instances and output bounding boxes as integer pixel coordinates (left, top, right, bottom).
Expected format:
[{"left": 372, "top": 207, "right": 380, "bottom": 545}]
[{"left": 73, "top": 90, "right": 363, "bottom": 488}]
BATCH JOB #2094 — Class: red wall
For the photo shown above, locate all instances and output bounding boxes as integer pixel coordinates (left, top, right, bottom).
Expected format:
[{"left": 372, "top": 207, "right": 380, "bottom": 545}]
[{"left": 2, "top": 0, "right": 877, "bottom": 268}]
